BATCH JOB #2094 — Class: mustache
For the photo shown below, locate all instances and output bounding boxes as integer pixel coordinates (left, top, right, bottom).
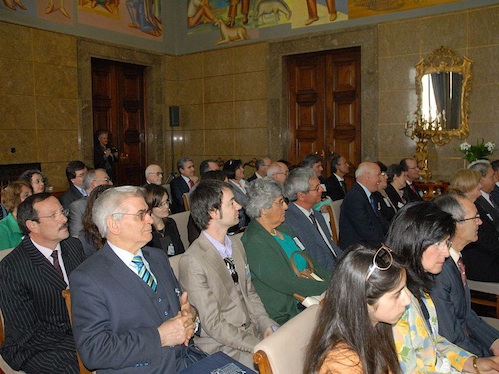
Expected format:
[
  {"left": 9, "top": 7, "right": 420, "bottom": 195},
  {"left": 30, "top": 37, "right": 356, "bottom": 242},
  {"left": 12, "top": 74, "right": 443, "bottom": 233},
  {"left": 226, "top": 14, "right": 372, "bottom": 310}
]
[{"left": 59, "top": 223, "right": 68, "bottom": 231}]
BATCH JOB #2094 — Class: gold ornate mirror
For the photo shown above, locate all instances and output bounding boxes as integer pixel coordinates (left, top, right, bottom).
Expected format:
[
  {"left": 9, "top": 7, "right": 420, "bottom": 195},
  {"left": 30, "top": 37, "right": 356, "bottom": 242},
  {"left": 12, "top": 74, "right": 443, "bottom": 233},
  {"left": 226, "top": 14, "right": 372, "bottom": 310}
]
[{"left": 414, "top": 46, "right": 473, "bottom": 145}]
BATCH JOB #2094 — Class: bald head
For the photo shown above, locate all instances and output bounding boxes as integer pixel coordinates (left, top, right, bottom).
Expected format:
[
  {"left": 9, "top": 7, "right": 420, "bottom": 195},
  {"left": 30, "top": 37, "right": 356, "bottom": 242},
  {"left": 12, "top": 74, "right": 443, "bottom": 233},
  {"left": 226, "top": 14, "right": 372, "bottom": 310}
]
[
  {"left": 355, "top": 162, "right": 381, "bottom": 193},
  {"left": 267, "top": 162, "right": 289, "bottom": 185},
  {"left": 145, "top": 164, "right": 163, "bottom": 185}
]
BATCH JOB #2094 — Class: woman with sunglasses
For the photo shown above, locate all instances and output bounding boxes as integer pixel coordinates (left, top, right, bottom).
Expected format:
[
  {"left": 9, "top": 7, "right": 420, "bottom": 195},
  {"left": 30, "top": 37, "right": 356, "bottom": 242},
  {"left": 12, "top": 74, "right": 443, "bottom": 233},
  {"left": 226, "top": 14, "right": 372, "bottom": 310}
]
[
  {"left": 305, "top": 244, "right": 410, "bottom": 374},
  {"left": 144, "top": 184, "right": 185, "bottom": 257},
  {"left": 386, "top": 202, "right": 499, "bottom": 373}
]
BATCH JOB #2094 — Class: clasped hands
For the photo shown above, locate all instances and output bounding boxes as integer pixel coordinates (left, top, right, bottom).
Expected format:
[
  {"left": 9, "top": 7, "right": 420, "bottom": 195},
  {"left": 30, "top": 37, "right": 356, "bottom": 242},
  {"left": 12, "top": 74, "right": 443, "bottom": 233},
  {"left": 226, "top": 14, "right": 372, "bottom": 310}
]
[{"left": 157, "top": 291, "right": 197, "bottom": 347}]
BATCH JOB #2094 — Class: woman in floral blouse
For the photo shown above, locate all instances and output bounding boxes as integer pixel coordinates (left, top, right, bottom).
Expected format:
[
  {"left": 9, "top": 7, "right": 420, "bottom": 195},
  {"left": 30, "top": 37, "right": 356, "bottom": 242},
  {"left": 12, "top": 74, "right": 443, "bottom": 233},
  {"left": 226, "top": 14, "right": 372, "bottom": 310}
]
[{"left": 386, "top": 202, "right": 499, "bottom": 373}]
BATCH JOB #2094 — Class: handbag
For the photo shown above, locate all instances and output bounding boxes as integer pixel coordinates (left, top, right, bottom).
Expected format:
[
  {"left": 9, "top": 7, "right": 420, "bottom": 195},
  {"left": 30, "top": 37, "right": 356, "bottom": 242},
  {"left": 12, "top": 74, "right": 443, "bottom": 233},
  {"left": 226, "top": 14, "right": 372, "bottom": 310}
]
[{"left": 290, "top": 251, "right": 324, "bottom": 282}]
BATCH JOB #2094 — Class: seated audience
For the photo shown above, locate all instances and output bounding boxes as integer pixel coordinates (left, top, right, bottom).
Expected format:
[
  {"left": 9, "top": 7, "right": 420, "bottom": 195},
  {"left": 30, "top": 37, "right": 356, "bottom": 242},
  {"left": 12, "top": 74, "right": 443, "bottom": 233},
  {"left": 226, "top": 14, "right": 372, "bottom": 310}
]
[
  {"left": 59, "top": 161, "right": 88, "bottom": 209},
  {"left": 199, "top": 159, "right": 220, "bottom": 175},
  {"left": 463, "top": 160, "right": 499, "bottom": 282},
  {"left": 68, "top": 168, "right": 112, "bottom": 237},
  {"left": 179, "top": 180, "right": 276, "bottom": 368},
  {"left": 324, "top": 153, "right": 350, "bottom": 201},
  {"left": 305, "top": 244, "right": 410, "bottom": 374},
  {"left": 247, "top": 157, "right": 271, "bottom": 182},
  {"left": 492, "top": 160, "right": 499, "bottom": 204},
  {"left": 373, "top": 161, "right": 397, "bottom": 223},
  {"left": 223, "top": 159, "right": 250, "bottom": 231},
  {"left": 19, "top": 169, "right": 47, "bottom": 193},
  {"left": 0, "top": 193, "right": 85, "bottom": 373},
  {"left": 77, "top": 184, "right": 113, "bottom": 257},
  {"left": 242, "top": 178, "right": 329, "bottom": 324},
  {"left": 433, "top": 192, "right": 499, "bottom": 357},
  {"left": 386, "top": 202, "right": 499, "bottom": 373},
  {"left": 70, "top": 186, "right": 198, "bottom": 372},
  {"left": 283, "top": 167, "right": 342, "bottom": 273},
  {"left": 144, "top": 164, "right": 164, "bottom": 185},
  {"left": 450, "top": 169, "right": 482, "bottom": 202},
  {"left": 144, "top": 184, "right": 185, "bottom": 257},
  {"left": 0, "top": 180, "right": 32, "bottom": 250},
  {"left": 302, "top": 154, "right": 326, "bottom": 184},
  {"left": 339, "top": 162, "right": 389, "bottom": 250},
  {"left": 384, "top": 163, "right": 408, "bottom": 210},
  {"left": 170, "top": 157, "right": 198, "bottom": 213},
  {"left": 400, "top": 157, "right": 423, "bottom": 202},
  {"left": 267, "top": 161, "right": 289, "bottom": 185}
]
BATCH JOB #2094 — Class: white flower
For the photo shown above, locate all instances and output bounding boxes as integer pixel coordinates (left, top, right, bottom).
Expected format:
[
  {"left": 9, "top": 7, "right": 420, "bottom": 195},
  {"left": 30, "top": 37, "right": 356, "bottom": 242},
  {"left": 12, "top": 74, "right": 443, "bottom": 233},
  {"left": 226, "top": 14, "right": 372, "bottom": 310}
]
[
  {"left": 485, "top": 142, "right": 495, "bottom": 152},
  {"left": 459, "top": 142, "right": 471, "bottom": 151}
]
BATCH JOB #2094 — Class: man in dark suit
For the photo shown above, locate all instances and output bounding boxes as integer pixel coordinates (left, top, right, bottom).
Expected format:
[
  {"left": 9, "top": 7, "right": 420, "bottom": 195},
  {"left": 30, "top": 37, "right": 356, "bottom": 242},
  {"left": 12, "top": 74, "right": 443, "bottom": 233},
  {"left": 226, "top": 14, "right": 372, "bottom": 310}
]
[
  {"left": 433, "top": 192, "right": 499, "bottom": 356},
  {"left": 324, "top": 153, "right": 350, "bottom": 201},
  {"left": 491, "top": 160, "right": 499, "bottom": 205},
  {"left": 283, "top": 167, "right": 342, "bottom": 273},
  {"left": 247, "top": 157, "right": 271, "bottom": 182},
  {"left": 463, "top": 161, "right": 499, "bottom": 282},
  {"left": 70, "top": 186, "right": 198, "bottom": 373},
  {"left": 0, "top": 193, "right": 86, "bottom": 374},
  {"left": 59, "top": 160, "right": 88, "bottom": 209},
  {"left": 400, "top": 158, "right": 423, "bottom": 202},
  {"left": 170, "top": 157, "right": 198, "bottom": 213},
  {"left": 339, "top": 161, "right": 389, "bottom": 250}
]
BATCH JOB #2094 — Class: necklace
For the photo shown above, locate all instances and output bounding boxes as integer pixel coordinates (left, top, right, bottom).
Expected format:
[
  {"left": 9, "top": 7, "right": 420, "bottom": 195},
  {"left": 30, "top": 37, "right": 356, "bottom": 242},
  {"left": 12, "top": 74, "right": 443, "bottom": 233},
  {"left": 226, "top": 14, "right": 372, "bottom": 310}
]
[
  {"left": 157, "top": 225, "right": 167, "bottom": 237},
  {"left": 270, "top": 228, "right": 278, "bottom": 236}
]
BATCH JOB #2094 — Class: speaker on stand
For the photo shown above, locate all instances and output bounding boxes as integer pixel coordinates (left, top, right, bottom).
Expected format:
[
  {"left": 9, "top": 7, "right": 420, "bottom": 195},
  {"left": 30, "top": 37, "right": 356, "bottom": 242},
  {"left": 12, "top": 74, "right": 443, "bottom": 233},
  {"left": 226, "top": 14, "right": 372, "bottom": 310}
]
[{"left": 168, "top": 106, "right": 180, "bottom": 182}]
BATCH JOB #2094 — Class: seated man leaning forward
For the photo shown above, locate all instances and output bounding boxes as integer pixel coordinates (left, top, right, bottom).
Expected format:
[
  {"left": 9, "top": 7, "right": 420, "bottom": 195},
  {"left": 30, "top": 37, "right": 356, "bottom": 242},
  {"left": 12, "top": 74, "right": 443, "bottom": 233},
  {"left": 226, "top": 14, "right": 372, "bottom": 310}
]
[
  {"left": 70, "top": 186, "right": 198, "bottom": 373},
  {"left": 179, "top": 179, "right": 277, "bottom": 368}
]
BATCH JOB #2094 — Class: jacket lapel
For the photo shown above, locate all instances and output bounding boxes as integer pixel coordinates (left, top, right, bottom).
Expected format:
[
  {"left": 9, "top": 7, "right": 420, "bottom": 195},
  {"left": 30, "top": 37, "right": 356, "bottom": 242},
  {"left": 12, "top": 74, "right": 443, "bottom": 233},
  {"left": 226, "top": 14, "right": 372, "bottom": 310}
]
[{"left": 23, "top": 237, "right": 67, "bottom": 289}]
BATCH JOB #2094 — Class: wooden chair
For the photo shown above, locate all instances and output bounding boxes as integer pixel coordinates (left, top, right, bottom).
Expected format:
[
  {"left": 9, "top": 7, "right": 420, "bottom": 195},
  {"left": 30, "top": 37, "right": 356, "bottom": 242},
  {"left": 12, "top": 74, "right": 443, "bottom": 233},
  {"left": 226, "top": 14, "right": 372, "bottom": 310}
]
[
  {"left": 323, "top": 205, "right": 338, "bottom": 245},
  {"left": 467, "top": 280, "right": 499, "bottom": 318},
  {"left": 168, "top": 254, "right": 183, "bottom": 279},
  {"left": 170, "top": 211, "right": 190, "bottom": 250},
  {"left": 182, "top": 192, "right": 190, "bottom": 211},
  {"left": 253, "top": 304, "right": 320, "bottom": 374},
  {"left": 61, "top": 290, "right": 94, "bottom": 374},
  {"left": 0, "top": 248, "right": 14, "bottom": 262},
  {"left": 331, "top": 199, "right": 342, "bottom": 237}
]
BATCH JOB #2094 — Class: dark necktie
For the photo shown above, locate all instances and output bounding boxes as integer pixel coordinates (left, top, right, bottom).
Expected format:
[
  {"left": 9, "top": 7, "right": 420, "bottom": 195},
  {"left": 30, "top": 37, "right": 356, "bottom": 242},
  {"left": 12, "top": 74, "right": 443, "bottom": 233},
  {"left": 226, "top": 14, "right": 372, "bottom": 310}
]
[
  {"left": 340, "top": 180, "right": 347, "bottom": 194},
  {"left": 51, "top": 250, "right": 64, "bottom": 279},
  {"left": 457, "top": 257, "right": 467, "bottom": 287},
  {"left": 189, "top": 179, "right": 194, "bottom": 188},
  {"left": 369, "top": 194, "right": 378, "bottom": 216},
  {"left": 490, "top": 196, "right": 497, "bottom": 209},
  {"left": 309, "top": 213, "right": 319, "bottom": 230},
  {"left": 410, "top": 183, "right": 418, "bottom": 194}
]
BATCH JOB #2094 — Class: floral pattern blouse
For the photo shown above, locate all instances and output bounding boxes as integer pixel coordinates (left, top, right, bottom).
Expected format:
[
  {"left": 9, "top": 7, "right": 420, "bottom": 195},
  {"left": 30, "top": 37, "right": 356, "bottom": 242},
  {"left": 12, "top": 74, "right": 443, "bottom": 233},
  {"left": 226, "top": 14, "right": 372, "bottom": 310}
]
[{"left": 393, "top": 292, "right": 473, "bottom": 373}]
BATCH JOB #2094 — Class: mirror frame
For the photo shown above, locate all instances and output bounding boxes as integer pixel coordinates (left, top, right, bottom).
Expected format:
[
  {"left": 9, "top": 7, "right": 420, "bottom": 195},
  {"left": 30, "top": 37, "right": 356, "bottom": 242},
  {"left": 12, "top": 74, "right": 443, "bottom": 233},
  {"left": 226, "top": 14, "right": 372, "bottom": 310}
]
[{"left": 415, "top": 46, "right": 473, "bottom": 145}]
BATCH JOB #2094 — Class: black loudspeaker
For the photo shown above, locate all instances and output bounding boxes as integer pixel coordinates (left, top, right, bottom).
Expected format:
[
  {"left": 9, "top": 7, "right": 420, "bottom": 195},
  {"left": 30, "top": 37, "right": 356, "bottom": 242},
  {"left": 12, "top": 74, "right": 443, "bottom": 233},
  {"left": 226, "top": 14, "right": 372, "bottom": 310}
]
[{"left": 169, "top": 106, "right": 180, "bottom": 127}]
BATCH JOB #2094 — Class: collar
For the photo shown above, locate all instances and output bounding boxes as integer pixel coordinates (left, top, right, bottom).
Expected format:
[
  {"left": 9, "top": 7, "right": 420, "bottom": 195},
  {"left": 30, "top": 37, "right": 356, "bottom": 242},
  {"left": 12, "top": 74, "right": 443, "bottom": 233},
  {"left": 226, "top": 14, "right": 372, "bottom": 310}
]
[
  {"left": 293, "top": 202, "right": 314, "bottom": 217},
  {"left": 449, "top": 247, "right": 460, "bottom": 266},
  {"left": 481, "top": 190, "right": 494, "bottom": 206},
  {"left": 357, "top": 182, "right": 372, "bottom": 199},
  {"left": 30, "top": 238, "right": 62, "bottom": 260},
  {"left": 108, "top": 241, "right": 151, "bottom": 273},
  {"left": 74, "top": 184, "right": 87, "bottom": 197},
  {"left": 202, "top": 231, "right": 233, "bottom": 259},
  {"left": 181, "top": 175, "right": 191, "bottom": 184},
  {"left": 333, "top": 173, "right": 344, "bottom": 182}
]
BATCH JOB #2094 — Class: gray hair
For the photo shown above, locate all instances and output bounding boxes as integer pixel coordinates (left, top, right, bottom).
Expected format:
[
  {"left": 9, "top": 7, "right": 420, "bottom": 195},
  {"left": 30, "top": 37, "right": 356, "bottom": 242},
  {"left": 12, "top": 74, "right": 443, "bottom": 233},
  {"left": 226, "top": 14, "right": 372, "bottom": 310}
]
[
  {"left": 355, "top": 163, "right": 372, "bottom": 179},
  {"left": 83, "top": 169, "right": 98, "bottom": 190},
  {"left": 267, "top": 163, "right": 281, "bottom": 177},
  {"left": 177, "top": 157, "right": 193, "bottom": 172},
  {"left": 284, "top": 167, "right": 315, "bottom": 202},
  {"left": 433, "top": 191, "right": 466, "bottom": 221},
  {"left": 246, "top": 178, "right": 283, "bottom": 219},
  {"left": 92, "top": 186, "right": 145, "bottom": 238},
  {"left": 468, "top": 160, "right": 491, "bottom": 177}
]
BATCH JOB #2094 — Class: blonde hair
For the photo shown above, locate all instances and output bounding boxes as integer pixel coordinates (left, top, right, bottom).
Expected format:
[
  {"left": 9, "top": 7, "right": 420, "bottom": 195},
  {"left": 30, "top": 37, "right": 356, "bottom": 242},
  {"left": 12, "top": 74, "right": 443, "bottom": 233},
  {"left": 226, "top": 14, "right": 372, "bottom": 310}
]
[
  {"left": 1, "top": 180, "right": 32, "bottom": 213},
  {"left": 449, "top": 169, "right": 481, "bottom": 194}
]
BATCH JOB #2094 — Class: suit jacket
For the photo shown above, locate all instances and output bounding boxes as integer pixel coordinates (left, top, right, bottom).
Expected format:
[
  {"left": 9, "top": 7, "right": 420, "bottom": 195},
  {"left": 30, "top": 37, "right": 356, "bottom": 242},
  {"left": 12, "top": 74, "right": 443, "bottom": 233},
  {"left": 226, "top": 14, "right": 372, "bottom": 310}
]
[
  {"left": 170, "top": 176, "right": 189, "bottom": 214},
  {"left": 59, "top": 184, "right": 85, "bottom": 210},
  {"left": 229, "top": 180, "right": 250, "bottom": 228},
  {"left": 431, "top": 256, "right": 499, "bottom": 357},
  {"left": 178, "top": 233, "right": 275, "bottom": 368},
  {"left": 402, "top": 182, "right": 423, "bottom": 203},
  {"left": 385, "top": 184, "right": 406, "bottom": 211},
  {"left": 283, "top": 202, "right": 342, "bottom": 273},
  {"left": 373, "top": 191, "right": 397, "bottom": 223},
  {"left": 462, "top": 198, "right": 499, "bottom": 282},
  {"left": 491, "top": 185, "right": 499, "bottom": 208},
  {"left": 241, "top": 220, "right": 329, "bottom": 325},
  {"left": 475, "top": 195, "right": 499, "bottom": 233},
  {"left": 339, "top": 182, "right": 389, "bottom": 251},
  {"left": 147, "top": 217, "right": 185, "bottom": 256},
  {"left": 68, "top": 197, "right": 87, "bottom": 237},
  {"left": 70, "top": 244, "right": 187, "bottom": 373},
  {"left": 246, "top": 173, "right": 259, "bottom": 182},
  {"left": 0, "top": 236, "right": 85, "bottom": 373},
  {"left": 324, "top": 174, "right": 346, "bottom": 201}
]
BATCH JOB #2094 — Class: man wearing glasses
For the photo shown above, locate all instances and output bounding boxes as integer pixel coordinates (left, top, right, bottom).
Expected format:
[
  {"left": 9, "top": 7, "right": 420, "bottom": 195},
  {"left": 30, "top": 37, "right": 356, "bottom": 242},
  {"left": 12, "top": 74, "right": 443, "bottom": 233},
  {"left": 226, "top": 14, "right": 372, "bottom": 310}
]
[
  {"left": 0, "top": 193, "right": 86, "bottom": 373},
  {"left": 267, "top": 161, "right": 289, "bottom": 185},
  {"left": 144, "top": 164, "right": 164, "bottom": 186},
  {"left": 400, "top": 157, "right": 423, "bottom": 202},
  {"left": 59, "top": 160, "right": 88, "bottom": 209},
  {"left": 70, "top": 186, "right": 198, "bottom": 373},
  {"left": 179, "top": 179, "right": 276, "bottom": 369}
]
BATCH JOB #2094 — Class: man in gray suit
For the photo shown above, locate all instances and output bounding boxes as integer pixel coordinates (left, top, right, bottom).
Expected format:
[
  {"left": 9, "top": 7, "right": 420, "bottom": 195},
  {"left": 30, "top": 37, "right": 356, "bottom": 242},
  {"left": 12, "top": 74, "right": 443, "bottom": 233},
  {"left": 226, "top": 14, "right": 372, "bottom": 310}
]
[
  {"left": 283, "top": 167, "right": 342, "bottom": 273},
  {"left": 179, "top": 180, "right": 276, "bottom": 368},
  {"left": 70, "top": 186, "right": 197, "bottom": 373},
  {"left": 433, "top": 192, "right": 499, "bottom": 356}
]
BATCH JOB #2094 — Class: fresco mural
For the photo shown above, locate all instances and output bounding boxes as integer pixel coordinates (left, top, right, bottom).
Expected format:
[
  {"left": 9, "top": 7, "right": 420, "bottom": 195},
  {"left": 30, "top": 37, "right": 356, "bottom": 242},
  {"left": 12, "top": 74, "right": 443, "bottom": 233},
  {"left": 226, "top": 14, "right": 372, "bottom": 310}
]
[{"left": 349, "top": 0, "right": 461, "bottom": 19}]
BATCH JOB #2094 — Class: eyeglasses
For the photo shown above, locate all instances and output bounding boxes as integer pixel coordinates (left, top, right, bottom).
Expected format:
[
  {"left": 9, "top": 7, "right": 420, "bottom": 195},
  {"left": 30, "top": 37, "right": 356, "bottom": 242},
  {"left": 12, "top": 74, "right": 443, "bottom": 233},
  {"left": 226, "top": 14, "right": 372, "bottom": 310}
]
[
  {"left": 147, "top": 172, "right": 164, "bottom": 176},
  {"left": 155, "top": 200, "right": 169, "bottom": 208},
  {"left": 308, "top": 184, "right": 321, "bottom": 192},
  {"left": 273, "top": 197, "right": 288, "bottom": 206},
  {"left": 112, "top": 210, "right": 151, "bottom": 221},
  {"left": 365, "top": 244, "right": 393, "bottom": 281},
  {"left": 37, "top": 208, "right": 69, "bottom": 220},
  {"left": 434, "top": 239, "right": 452, "bottom": 250},
  {"left": 93, "top": 178, "right": 112, "bottom": 183},
  {"left": 274, "top": 171, "right": 289, "bottom": 176},
  {"left": 456, "top": 214, "right": 481, "bottom": 223},
  {"left": 224, "top": 257, "right": 239, "bottom": 285}
]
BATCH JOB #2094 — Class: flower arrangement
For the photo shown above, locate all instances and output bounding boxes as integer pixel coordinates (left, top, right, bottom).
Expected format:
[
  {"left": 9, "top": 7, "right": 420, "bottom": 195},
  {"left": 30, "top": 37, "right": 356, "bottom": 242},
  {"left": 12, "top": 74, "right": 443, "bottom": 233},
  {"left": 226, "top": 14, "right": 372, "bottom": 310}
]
[{"left": 458, "top": 139, "right": 495, "bottom": 162}]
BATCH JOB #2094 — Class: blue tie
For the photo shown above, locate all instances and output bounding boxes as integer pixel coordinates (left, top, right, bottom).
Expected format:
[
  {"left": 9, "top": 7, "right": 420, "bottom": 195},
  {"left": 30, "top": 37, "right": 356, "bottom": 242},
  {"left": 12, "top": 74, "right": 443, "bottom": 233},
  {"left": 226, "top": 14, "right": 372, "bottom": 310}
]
[
  {"left": 370, "top": 194, "right": 378, "bottom": 216},
  {"left": 132, "top": 255, "right": 158, "bottom": 292}
]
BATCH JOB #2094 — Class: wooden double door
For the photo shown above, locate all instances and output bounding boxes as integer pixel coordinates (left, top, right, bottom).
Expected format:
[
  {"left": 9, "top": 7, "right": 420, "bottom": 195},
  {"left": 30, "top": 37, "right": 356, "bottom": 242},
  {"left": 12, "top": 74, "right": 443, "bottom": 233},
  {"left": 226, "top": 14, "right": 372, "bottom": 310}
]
[
  {"left": 91, "top": 58, "right": 147, "bottom": 186},
  {"left": 287, "top": 47, "right": 361, "bottom": 184}
]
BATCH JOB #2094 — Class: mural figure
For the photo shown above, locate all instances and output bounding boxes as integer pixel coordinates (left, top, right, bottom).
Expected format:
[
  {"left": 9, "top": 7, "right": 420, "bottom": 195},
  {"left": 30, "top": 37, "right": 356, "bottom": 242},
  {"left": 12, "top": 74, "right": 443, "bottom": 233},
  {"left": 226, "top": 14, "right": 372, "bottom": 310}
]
[
  {"left": 2, "top": 0, "right": 26, "bottom": 10},
  {"left": 214, "top": 18, "right": 248, "bottom": 45},
  {"left": 45, "top": 0, "right": 70, "bottom": 17},
  {"left": 227, "top": 0, "right": 249, "bottom": 26},
  {"left": 305, "top": 0, "right": 337, "bottom": 25},
  {"left": 256, "top": 0, "right": 292, "bottom": 24},
  {"left": 126, "top": 0, "right": 162, "bottom": 36},
  {"left": 187, "top": 0, "right": 216, "bottom": 27},
  {"left": 90, "top": 0, "right": 114, "bottom": 13}
]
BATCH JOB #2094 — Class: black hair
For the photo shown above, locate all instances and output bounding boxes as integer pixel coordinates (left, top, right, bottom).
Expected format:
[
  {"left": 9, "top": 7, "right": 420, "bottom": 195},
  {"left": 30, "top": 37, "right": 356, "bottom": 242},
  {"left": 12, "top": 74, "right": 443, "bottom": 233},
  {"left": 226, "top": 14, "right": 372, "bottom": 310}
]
[
  {"left": 66, "top": 160, "right": 86, "bottom": 182},
  {"left": 189, "top": 180, "right": 232, "bottom": 230},
  {"left": 302, "top": 154, "right": 323, "bottom": 168},
  {"left": 16, "top": 192, "right": 52, "bottom": 235},
  {"left": 222, "top": 159, "right": 243, "bottom": 180}
]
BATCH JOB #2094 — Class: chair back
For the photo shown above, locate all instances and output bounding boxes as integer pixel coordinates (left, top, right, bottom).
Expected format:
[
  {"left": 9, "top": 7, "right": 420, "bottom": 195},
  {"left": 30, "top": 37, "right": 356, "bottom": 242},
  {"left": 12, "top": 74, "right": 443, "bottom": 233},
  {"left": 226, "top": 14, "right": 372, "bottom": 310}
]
[
  {"left": 170, "top": 211, "right": 190, "bottom": 250},
  {"left": 253, "top": 304, "right": 320, "bottom": 374},
  {"left": 168, "top": 254, "right": 182, "bottom": 279},
  {"left": 467, "top": 280, "right": 499, "bottom": 318},
  {"left": 323, "top": 205, "right": 338, "bottom": 245},
  {"left": 0, "top": 248, "right": 14, "bottom": 262},
  {"left": 331, "top": 199, "right": 342, "bottom": 237},
  {"left": 182, "top": 192, "right": 191, "bottom": 211},
  {"left": 61, "top": 290, "right": 95, "bottom": 374}
]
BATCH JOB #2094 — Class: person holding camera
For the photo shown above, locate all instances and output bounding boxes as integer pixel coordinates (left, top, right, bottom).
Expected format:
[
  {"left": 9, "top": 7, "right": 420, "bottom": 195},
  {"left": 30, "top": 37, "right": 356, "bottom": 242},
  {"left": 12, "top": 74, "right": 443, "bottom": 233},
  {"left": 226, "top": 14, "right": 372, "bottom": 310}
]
[{"left": 94, "top": 130, "right": 118, "bottom": 183}]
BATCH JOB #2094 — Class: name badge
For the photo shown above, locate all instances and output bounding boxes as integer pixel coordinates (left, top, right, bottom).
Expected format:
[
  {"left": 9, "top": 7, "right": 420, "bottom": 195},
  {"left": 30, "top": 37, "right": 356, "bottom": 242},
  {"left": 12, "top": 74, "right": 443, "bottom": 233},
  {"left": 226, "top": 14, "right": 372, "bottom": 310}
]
[
  {"left": 293, "top": 237, "right": 306, "bottom": 250},
  {"left": 397, "top": 201, "right": 405, "bottom": 209},
  {"left": 383, "top": 198, "right": 391, "bottom": 207},
  {"left": 245, "top": 264, "right": 251, "bottom": 279}
]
